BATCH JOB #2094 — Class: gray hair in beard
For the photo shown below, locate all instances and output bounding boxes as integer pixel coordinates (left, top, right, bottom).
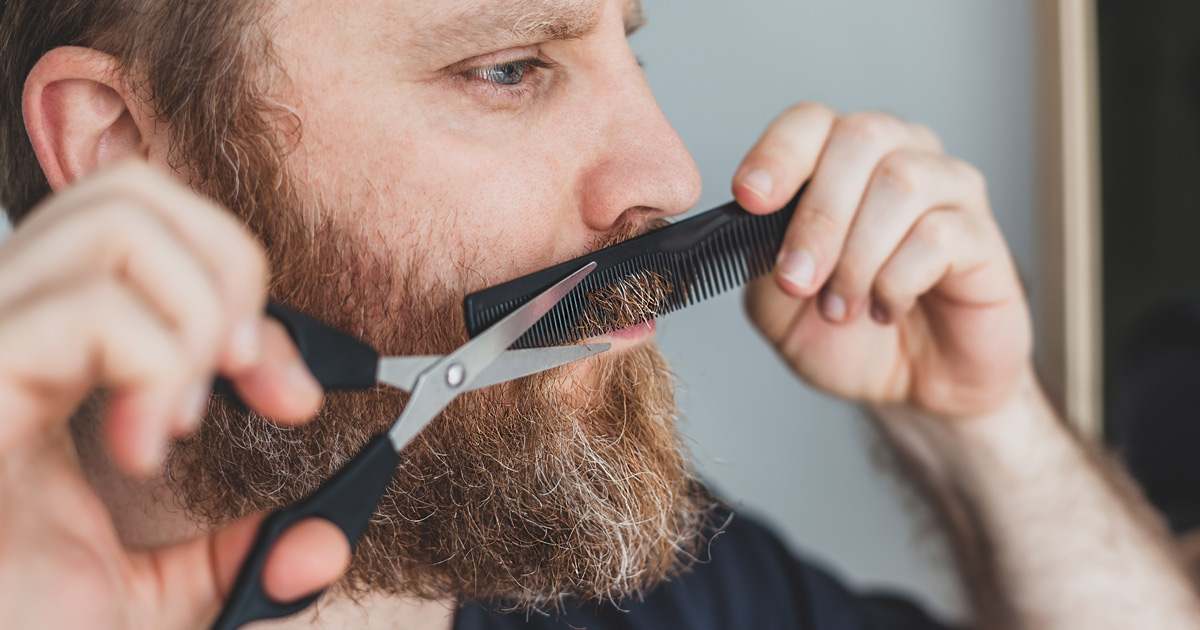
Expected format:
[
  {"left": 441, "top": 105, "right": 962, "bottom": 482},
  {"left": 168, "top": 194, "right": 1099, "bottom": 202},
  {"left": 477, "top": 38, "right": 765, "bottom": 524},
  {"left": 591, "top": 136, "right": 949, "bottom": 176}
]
[{"left": 165, "top": 211, "right": 716, "bottom": 612}]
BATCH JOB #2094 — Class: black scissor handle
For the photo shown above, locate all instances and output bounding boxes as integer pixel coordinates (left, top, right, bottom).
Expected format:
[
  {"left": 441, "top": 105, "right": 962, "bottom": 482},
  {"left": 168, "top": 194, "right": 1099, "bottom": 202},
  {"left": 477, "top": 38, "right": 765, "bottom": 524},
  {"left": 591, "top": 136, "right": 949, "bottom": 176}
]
[
  {"left": 214, "top": 301, "right": 380, "bottom": 401},
  {"left": 211, "top": 433, "right": 400, "bottom": 630}
]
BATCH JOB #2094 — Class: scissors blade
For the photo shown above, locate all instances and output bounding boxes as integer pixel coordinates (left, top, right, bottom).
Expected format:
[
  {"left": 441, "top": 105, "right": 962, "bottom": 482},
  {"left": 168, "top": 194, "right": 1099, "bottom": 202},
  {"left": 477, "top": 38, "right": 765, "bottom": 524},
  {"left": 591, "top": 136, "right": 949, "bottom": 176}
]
[
  {"left": 385, "top": 262, "right": 597, "bottom": 452},
  {"left": 377, "top": 343, "right": 610, "bottom": 393}
]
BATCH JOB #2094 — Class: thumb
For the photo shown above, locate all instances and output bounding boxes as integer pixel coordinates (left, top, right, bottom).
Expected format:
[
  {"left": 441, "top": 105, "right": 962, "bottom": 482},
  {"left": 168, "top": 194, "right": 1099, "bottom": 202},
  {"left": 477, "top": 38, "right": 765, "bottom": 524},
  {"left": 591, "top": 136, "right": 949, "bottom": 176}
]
[{"left": 130, "top": 514, "right": 351, "bottom": 629}]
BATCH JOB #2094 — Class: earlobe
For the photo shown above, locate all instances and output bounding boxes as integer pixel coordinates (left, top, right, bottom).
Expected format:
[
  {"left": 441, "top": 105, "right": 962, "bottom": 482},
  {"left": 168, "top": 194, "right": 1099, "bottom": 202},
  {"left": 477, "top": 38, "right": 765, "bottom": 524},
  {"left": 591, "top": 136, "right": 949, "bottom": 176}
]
[{"left": 22, "top": 46, "right": 154, "bottom": 191}]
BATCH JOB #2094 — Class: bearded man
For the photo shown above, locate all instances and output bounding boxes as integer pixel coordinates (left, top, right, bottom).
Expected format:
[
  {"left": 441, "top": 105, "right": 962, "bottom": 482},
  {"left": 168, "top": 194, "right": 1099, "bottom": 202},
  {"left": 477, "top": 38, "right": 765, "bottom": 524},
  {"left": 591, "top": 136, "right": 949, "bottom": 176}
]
[{"left": 1, "top": 0, "right": 1198, "bottom": 629}]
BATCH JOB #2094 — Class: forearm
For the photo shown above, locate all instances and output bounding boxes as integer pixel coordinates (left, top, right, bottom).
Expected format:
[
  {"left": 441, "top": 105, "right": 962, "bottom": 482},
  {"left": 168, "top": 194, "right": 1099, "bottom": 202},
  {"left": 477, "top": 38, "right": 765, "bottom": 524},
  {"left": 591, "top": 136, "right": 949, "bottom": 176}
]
[{"left": 875, "top": 372, "right": 1200, "bottom": 629}]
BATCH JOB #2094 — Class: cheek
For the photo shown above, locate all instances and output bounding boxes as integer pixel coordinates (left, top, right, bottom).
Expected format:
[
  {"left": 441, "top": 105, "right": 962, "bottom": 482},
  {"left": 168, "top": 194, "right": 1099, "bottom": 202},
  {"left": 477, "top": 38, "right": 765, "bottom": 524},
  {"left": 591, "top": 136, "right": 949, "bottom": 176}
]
[
  {"left": 276, "top": 36, "right": 595, "bottom": 293},
  {"left": 299, "top": 121, "right": 589, "bottom": 291}
]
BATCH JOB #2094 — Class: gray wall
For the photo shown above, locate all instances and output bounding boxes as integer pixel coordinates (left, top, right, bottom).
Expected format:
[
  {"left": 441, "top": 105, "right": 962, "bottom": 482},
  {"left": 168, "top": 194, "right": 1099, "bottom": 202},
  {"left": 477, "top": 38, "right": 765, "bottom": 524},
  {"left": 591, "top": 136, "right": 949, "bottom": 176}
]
[
  {"left": 0, "top": 0, "right": 1037, "bottom": 621},
  {"left": 635, "top": 0, "right": 1036, "bottom": 620}
]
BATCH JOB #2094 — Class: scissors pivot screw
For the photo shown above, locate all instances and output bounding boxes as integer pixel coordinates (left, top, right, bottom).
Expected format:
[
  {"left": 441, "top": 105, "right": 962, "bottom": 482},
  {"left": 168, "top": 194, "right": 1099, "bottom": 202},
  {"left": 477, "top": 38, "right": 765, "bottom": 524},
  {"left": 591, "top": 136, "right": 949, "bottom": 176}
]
[{"left": 445, "top": 363, "right": 466, "bottom": 388}]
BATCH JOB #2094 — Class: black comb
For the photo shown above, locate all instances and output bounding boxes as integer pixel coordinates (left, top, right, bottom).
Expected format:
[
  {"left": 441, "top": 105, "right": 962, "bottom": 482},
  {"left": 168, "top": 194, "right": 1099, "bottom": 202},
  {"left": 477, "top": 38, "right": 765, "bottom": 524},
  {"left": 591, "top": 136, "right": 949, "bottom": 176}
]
[{"left": 463, "top": 188, "right": 804, "bottom": 348}]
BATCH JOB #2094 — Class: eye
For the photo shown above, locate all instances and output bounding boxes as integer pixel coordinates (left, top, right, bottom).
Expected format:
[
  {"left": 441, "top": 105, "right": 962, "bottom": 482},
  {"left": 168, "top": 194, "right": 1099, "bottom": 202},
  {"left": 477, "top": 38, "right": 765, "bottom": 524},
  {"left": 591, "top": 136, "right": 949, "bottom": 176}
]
[
  {"left": 471, "top": 60, "right": 530, "bottom": 86},
  {"left": 466, "top": 57, "right": 556, "bottom": 88}
]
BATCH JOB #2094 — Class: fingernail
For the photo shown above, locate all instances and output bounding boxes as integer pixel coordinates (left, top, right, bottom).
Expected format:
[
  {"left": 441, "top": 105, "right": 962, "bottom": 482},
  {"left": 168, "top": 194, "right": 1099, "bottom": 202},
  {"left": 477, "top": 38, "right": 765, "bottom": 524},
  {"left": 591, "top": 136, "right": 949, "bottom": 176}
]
[
  {"left": 821, "top": 292, "right": 847, "bottom": 322},
  {"left": 871, "top": 302, "right": 889, "bottom": 325},
  {"left": 181, "top": 383, "right": 211, "bottom": 427},
  {"left": 776, "top": 249, "right": 816, "bottom": 290},
  {"left": 286, "top": 360, "right": 322, "bottom": 397},
  {"left": 740, "top": 169, "right": 774, "bottom": 200},
  {"left": 229, "top": 318, "right": 262, "bottom": 368}
]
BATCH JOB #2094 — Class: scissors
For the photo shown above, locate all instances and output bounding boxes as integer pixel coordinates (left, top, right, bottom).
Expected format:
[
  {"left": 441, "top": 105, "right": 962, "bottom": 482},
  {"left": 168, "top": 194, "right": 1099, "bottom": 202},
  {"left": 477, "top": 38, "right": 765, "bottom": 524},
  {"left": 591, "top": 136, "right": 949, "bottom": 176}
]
[{"left": 211, "top": 262, "right": 605, "bottom": 630}]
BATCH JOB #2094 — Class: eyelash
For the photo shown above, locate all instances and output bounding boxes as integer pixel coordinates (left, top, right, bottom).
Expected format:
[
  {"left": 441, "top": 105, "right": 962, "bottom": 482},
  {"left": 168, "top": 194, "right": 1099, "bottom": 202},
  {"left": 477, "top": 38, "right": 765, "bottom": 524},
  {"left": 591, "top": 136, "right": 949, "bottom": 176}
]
[{"left": 461, "top": 57, "right": 558, "bottom": 102}]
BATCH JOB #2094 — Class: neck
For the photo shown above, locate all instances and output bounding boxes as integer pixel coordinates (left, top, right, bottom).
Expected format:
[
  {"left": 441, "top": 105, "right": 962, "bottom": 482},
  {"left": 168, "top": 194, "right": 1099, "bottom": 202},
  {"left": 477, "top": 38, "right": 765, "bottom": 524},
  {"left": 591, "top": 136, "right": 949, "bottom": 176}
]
[{"left": 71, "top": 410, "right": 456, "bottom": 630}]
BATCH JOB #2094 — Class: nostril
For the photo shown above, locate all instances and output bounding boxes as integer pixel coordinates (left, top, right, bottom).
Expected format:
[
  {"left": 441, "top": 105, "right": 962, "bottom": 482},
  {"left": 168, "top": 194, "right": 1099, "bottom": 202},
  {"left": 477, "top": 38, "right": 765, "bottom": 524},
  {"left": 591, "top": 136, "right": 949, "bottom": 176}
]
[{"left": 590, "top": 209, "right": 659, "bottom": 251}]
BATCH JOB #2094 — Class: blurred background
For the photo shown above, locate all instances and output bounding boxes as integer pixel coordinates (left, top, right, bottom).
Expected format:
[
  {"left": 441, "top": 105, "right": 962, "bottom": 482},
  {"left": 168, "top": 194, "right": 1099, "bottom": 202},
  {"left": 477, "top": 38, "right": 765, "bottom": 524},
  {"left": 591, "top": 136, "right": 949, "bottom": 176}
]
[
  {"left": 11, "top": 0, "right": 1173, "bottom": 623},
  {"left": 1097, "top": 2, "right": 1200, "bottom": 548},
  {"left": 1099, "top": 2, "right": 1200, "bottom": 434}
]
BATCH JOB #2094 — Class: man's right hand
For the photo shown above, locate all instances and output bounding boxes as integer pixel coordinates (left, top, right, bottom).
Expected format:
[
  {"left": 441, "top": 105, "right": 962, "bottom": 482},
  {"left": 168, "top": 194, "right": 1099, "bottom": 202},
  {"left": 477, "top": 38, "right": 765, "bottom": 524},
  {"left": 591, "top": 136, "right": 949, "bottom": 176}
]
[{"left": 0, "top": 161, "right": 349, "bottom": 629}]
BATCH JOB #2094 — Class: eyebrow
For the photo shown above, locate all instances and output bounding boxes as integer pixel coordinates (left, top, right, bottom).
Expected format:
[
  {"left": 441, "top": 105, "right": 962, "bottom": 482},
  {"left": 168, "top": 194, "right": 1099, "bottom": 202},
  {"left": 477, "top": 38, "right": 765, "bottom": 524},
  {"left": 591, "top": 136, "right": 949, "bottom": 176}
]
[{"left": 406, "top": 0, "right": 645, "bottom": 63}]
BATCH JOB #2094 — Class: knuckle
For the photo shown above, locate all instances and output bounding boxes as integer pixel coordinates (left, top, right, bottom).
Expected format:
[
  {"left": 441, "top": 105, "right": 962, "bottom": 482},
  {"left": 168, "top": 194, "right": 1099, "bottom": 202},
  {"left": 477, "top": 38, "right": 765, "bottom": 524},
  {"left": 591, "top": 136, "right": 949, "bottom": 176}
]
[
  {"left": 104, "top": 199, "right": 156, "bottom": 232},
  {"left": 237, "top": 235, "right": 269, "bottom": 286},
  {"left": 106, "top": 158, "right": 145, "bottom": 178},
  {"left": 876, "top": 151, "right": 926, "bottom": 197},
  {"left": 916, "top": 214, "right": 953, "bottom": 249},
  {"left": 908, "top": 123, "right": 944, "bottom": 153},
  {"left": 106, "top": 159, "right": 158, "bottom": 190},
  {"left": 95, "top": 205, "right": 162, "bottom": 261},
  {"left": 756, "top": 136, "right": 802, "bottom": 164},
  {"left": 187, "top": 285, "right": 226, "bottom": 344},
  {"left": 86, "top": 282, "right": 146, "bottom": 336},
  {"left": 175, "top": 206, "right": 267, "bottom": 307},
  {"left": 837, "top": 111, "right": 902, "bottom": 144},
  {"left": 251, "top": 244, "right": 269, "bottom": 288},
  {"left": 829, "top": 260, "right": 869, "bottom": 296},
  {"left": 784, "top": 101, "right": 836, "bottom": 122},
  {"left": 955, "top": 160, "right": 988, "bottom": 195},
  {"left": 85, "top": 278, "right": 126, "bottom": 308},
  {"left": 795, "top": 206, "right": 845, "bottom": 247},
  {"left": 873, "top": 263, "right": 923, "bottom": 310},
  {"left": 872, "top": 275, "right": 901, "bottom": 307},
  {"left": 229, "top": 235, "right": 270, "bottom": 307},
  {"left": 79, "top": 281, "right": 186, "bottom": 377}
]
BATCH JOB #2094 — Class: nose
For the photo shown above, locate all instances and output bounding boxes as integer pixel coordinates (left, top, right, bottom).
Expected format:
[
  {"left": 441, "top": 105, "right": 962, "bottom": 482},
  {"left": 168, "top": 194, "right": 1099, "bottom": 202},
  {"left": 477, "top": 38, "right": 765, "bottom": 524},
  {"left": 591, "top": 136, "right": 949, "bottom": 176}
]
[{"left": 574, "top": 47, "right": 703, "bottom": 233}]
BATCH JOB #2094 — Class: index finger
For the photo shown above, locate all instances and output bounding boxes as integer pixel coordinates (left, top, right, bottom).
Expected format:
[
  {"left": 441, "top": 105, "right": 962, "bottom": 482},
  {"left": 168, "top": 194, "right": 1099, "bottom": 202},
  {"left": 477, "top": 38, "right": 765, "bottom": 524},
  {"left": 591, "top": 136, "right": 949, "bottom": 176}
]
[
  {"left": 14, "top": 161, "right": 270, "bottom": 370},
  {"left": 732, "top": 102, "right": 836, "bottom": 215}
]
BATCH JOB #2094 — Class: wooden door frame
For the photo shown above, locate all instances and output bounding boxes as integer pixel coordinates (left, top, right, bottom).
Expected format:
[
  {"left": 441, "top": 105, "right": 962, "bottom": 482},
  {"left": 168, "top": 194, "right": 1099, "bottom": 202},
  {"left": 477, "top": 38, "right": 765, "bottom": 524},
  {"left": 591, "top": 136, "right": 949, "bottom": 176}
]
[{"left": 1036, "top": 0, "right": 1103, "bottom": 437}]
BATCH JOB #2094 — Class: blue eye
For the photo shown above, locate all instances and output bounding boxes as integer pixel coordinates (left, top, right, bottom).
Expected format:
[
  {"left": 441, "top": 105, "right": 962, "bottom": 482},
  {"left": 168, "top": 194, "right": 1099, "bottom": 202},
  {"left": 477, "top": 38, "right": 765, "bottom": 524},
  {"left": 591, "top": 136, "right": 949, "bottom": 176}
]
[
  {"left": 473, "top": 61, "right": 529, "bottom": 86},
  {"left": 467, "top": 57, "right": 555, "bottom": 89}
]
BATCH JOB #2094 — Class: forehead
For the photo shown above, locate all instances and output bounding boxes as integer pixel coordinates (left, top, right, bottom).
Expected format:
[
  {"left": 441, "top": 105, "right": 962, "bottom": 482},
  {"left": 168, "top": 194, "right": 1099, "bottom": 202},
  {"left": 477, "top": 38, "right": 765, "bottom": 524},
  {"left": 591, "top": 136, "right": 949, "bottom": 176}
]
[
  {"left": 401, "top": 0, "right": 603, "bottom": 53},
  {"left": 397, "top": 0, "right": 605, "bottom": 29},
  {"left": 392, "top": 0, "right": 643, "bottom": 25},
  {"left": 274, "top": 0, "right": 645, "bottom": 61},
  {"left": 314, "top": 0, "right": 643, "bottom": 60}
]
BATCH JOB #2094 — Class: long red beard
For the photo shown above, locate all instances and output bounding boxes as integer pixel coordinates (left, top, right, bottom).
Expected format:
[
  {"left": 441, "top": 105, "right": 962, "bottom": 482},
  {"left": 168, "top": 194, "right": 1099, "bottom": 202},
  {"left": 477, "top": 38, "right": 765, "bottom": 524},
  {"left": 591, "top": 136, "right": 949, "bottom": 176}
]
[{"left": 166, "top": 212, "right": 713, "bottom": 610}]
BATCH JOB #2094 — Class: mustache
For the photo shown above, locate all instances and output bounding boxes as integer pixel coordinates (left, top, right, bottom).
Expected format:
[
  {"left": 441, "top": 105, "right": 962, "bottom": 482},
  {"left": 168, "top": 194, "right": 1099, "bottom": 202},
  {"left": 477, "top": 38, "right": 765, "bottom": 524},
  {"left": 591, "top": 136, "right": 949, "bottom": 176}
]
[
  {"left": 576, "top": 216, "right": 675, "bottom": 334},
  {"left": 591, "top": 216, "right": 672, "bottom": 252},
  {"left": 277, "top": 213, "right": 677, "bottom": 354}
]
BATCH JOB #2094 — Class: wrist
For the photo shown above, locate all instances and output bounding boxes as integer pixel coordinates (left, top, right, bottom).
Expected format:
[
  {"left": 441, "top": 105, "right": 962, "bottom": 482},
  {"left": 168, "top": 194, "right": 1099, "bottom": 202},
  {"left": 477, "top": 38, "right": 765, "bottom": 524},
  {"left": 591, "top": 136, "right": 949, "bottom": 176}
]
[{"left": 870, "top": 368, "right": 1068, "bottom": 487}]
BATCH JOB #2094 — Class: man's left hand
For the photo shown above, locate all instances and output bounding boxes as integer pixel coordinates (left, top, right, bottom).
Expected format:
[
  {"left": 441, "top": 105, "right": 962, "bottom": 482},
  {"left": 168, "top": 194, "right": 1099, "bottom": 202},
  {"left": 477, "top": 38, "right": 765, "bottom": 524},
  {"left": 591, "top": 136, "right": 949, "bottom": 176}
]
[{"left": 735, "top": 104, "right": 1031, "bottom": 420}]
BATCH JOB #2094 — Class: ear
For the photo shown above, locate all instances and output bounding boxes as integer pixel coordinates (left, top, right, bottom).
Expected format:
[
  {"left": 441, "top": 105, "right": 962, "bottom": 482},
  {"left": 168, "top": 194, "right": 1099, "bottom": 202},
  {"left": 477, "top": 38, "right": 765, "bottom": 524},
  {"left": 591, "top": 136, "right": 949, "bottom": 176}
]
[{"left": 22, "top": 46, "right": 163, "bottom": 191}]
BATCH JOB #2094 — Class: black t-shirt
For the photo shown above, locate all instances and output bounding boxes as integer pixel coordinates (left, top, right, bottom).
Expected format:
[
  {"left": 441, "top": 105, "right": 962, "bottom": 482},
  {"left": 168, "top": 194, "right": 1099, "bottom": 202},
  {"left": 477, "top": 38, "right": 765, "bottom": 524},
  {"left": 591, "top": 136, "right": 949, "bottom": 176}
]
[{"left": 454, "top": 510, "right": 956, "bottom": 630}]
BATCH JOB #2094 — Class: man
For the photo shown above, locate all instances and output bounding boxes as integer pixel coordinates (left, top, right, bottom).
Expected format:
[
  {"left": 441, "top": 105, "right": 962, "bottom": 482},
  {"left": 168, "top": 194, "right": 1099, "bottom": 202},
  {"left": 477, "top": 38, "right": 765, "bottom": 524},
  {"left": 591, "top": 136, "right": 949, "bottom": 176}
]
[{"left": 0, "top": 0, "right": 1197, "bottom": 628}]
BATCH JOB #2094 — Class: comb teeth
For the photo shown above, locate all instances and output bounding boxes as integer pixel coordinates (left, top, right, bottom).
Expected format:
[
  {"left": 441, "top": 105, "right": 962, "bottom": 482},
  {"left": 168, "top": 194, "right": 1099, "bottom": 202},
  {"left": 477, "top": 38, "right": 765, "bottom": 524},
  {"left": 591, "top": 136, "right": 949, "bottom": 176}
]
[{"left": 463, "top": 189, "right": 803, "bottom": 348}]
